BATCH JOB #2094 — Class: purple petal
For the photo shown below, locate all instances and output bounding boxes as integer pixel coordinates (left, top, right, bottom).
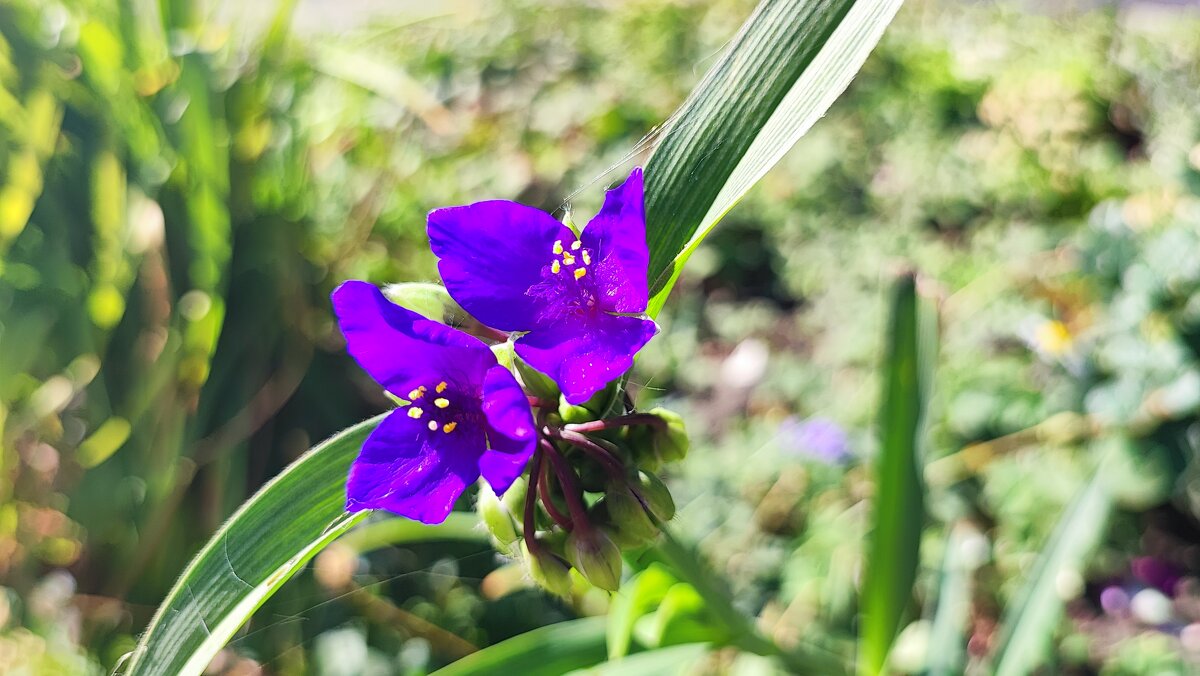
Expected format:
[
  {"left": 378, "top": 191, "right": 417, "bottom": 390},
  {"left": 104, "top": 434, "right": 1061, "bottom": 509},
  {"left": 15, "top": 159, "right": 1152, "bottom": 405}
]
[
  {"left": 429, "top": 201, "right": 575, "bottom": 332},
  {"left": 479, "top": 365, "right": 537, "bottom": 494},
  {"left": 515, "top": 313, "right": 657, "bottom": 404},
  {"left": 331, "top": 281, "right": 495, "bottom": 398},
  {"left": 581, "top": 168, "right": 648, "bottom": 314},
  {"left": 346, "top": 410, "right": 484, "bottom": 524}
]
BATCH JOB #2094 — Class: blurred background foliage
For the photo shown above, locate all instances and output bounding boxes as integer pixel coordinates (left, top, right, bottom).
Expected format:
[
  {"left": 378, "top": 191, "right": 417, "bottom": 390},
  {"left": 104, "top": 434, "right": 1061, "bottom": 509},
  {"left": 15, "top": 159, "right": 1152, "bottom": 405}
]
[{"left": 2, "top": 0, "right": 1200, "bottom": 672}]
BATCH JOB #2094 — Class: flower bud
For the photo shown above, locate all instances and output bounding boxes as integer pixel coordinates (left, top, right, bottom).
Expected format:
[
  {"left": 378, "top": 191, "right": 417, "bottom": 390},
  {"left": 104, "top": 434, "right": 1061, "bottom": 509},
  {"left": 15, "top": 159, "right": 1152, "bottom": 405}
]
[
  {"left": 565, "top": 528, "right": 623, "bottom": 591},
  {"left": 635, "top": 471, "right": 676, "bottom": 522},
  {"left": 604, "top": 482, "right": 659, "bottom": 545},
  {"left": 515, "top": 356, "right": 560, "bottom": 401},
  {"left": 500, "top": 475, "right": 528, "bottom": 517},
  {"left": 629, "top": 408, "right": 689, "bottom": 468},
  {"left": 477, "top": 482, "right": 519, "bottom": 553},
  {"left": 558, "top": 401, "right": 596, "bottom": 425},
  {"left": 521, "top": 540, "right": 573, "bottom": 598}
]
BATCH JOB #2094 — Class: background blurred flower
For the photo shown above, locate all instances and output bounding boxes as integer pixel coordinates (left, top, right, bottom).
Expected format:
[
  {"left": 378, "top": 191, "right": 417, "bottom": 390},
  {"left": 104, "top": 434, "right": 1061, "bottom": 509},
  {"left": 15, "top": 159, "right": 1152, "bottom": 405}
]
[{"left": 779, "top": 416, "right": 850, "bottom": 464}]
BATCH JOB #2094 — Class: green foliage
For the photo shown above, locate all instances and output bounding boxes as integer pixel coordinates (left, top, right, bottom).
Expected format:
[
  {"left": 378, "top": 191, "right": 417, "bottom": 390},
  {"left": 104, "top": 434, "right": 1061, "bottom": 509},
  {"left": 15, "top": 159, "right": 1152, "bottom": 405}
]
[{"left": 858, "top": 275, "right": 931, "bottom": 674}]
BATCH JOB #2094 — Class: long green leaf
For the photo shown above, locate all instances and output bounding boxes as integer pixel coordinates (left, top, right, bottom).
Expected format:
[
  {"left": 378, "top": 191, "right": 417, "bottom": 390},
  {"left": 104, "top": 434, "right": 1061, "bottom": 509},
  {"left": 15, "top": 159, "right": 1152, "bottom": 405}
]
[
  {"left": 565, "top": 643, "right": 711, "bottom": 676},
  {"left": 430, "top": 617, "right": 608, "bottom": 676},
  {"left": 121, "top": 414, "right": 384, "bottom": 676},
  {"left": 926, "top": 523, "right": 980, "bottom": 676},
  {"left": 858, "top": 274, "right": 930, "bottom": 675},
  {"left": 644, "top": 0, "right": 905, "bottom": 315},
  {"left": 990, "top": 445, "right": 1116, "bottom": 676}
]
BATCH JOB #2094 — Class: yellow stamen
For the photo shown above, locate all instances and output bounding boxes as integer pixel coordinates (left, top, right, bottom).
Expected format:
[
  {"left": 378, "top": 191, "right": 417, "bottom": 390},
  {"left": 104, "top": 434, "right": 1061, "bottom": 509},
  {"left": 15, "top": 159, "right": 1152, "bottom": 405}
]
[
  {"left": 443, "top": 421, "right": 458, "bottom": 433},
  {"left": 562, "top": 252, "right": 576, "bottom": 266},
  {"left": 570, "top": 240, "right": 581, "bottom": 251},
  {"left": 408, "top": 407, "right": 424, "bottom": 419},
  {"left": 407, "top": 386, "right": 425, "bottom": 400},
  {"left": 552, "top": 240, "right": 564, "bottom": 255},
  {"left": 551, "top": 260, "right": 561, "bottom": 274},
  {"left": 427, "top": 420, "right": 438, "bottom": 431},
  {"left": 436, "top": 381, "right": 448, "bottom": 393},
  {"left": 581, "top": 250, "right": 591, "bottom": 265},
  {"left": 434, "top": 397, "right": 450, "bottom": 409},
  {"left": 574, "top": 267, "right": 586, "bottom": 280}
]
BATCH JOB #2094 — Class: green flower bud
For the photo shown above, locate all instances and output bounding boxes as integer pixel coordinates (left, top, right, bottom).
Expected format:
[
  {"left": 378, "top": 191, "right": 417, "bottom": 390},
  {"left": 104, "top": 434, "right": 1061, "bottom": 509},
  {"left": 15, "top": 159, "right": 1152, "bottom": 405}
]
[
  {"left": 605, "top": 482, "right": 659, "bottom": 544},
  {"left": 558, "top": 401, "right": 596, "bottom": 424},
  {"left": 522, "top": 540, "right": 573, "bottom": 598},
  {"left": 490, "top": 341, "right": 516, "bottom": 368},
  {"left": 477, "top": 482, "right": 519, "bottom": 553},
  {"left": 515, "top": 356, "right": 560, "bottom": 401},
  {"left": 565, "top": 528, "right": 623, "bottom": 591},
  {"left": 650, "top": 408, "right": 689, "bottom": 463},
  {"left": 501, "top": 475, "right": 528, "bottom": 517},
  {"left": 635, "top": 471, "right": 676, "bottom": 522},
  {"left": 629, "top": 408, "right": 689, "bottom": 469}
]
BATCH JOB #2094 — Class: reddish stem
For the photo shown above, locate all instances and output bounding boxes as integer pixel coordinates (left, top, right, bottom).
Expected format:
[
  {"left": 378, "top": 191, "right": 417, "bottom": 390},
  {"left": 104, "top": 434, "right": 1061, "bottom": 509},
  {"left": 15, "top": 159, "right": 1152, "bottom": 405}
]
[
  {"left": 550, "top": 427, "right": 626, "bottom": 478},
  {"left": 538, "top": 460, "right": 573, "bottom": 530},
  {"left": 562, "top": 413, "right": 666, "bottom": 434},
  {"left": 523, "top": 447, "right": 545, "bottom": 554},
  {"left": 541, "top": 439, "right": 593, "bottom": 535}
]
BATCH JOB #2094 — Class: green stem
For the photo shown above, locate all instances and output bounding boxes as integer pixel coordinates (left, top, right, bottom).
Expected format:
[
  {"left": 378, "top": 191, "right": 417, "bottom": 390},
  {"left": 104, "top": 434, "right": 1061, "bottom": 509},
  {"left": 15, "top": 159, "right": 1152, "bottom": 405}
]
[{"left": 651, "top": 526, "right": 849, "bottom": 675}]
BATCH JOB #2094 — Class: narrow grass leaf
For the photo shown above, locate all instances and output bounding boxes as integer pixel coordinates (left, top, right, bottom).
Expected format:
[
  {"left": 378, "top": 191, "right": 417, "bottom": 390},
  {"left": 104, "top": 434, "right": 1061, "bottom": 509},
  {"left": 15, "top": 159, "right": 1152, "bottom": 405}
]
[
  {"left": 644, "top": 0, "right": 905, "bottom": 316},
  {"left": 991, "top": 447, "right": 1115, "bottom": 676},
  {"left": 431, "top": 617, "right": 608, "bottom": 676},
  {"left": 122, "top": 415, "right": 385, "bottom": 676},
  {"left": 858, "top": 274, "right": 929, "bottom": 675}
]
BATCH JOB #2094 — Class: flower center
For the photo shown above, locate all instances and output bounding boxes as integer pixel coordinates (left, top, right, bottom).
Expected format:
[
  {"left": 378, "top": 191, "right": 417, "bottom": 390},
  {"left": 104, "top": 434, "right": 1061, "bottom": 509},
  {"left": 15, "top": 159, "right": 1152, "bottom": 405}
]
[
  {"left": 549, "top": 238, "right": 593, "bottom": 281},
  {"left": 525, "top": 237, "right": 599, "bottom": 321},
  {"left": 403, "top": 380, "right": 469, "bottom": 434}
]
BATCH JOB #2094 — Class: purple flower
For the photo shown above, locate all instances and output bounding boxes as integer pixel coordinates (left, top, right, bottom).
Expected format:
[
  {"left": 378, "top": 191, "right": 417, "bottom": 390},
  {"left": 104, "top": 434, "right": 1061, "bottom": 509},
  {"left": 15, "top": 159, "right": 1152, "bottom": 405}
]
[
  {"left": 332, "top": 281, "right": 537, "bottom": 524},
  {"left": 427, "top": 168, "right": 657, "bottom": 404},
  {"left": 779, "top": 416, "right": 850, "bottom": 464}
]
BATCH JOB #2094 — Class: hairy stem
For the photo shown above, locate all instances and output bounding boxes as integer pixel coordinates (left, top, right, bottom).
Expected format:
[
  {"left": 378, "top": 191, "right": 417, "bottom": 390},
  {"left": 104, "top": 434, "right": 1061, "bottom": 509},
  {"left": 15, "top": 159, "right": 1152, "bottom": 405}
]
[
  {"left": 537, "top": 459, "right": 573, "bottom": 530},
  {"left": 550, "top": 427, "right": 626, "bottom": 478},
  {"left": 523, "top": 447, "right": 545, "bottom": 554},
  {"left": 541, "top": 440, "right": 593, "bottom": 535}
]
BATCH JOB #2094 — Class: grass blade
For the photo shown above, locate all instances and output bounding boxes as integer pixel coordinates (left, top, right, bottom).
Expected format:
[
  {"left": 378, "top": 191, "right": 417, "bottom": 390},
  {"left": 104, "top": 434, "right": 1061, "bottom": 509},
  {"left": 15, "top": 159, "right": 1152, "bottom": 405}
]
[
  {"left": 565, "top": 643, "right": 711, "bottom": 676},
  {"left": 644, "top": 0, "right": 905, "bottom": 315},
  {"left": 990, "top": 448, "right": 1115, "bottom": 676},
  {"left": 858, "top": 274, "right": 930, "bottom": 675},
  {"left": 122, "top": 414, "right": 385, "bottom": 676},
  {"left": 430, "top": 617, "right": 608, "bottom": 676},
  {"left": 926, "top": 523, "right": 982, "bottom": 676}
]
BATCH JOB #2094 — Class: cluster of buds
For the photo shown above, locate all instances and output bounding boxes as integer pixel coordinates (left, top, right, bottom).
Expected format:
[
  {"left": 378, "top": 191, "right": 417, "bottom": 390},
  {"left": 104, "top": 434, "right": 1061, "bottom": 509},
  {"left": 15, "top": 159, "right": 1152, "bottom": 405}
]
[{"left": 478, "top": 372, "right": 686, "bottom": 593}]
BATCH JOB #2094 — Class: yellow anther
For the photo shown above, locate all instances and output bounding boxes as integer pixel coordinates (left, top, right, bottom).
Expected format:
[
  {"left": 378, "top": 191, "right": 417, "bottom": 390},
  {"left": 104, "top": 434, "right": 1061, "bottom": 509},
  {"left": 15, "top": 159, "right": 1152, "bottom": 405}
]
[
  {"left": 552, "top": 240, "right": 564, "bottom": 255},
  {"left": 427, "top": 420, "right": 438, "bottom": 431},
  {"left": 408, "top": 407, "right": 424, "bottom": 419},
  {"left": 434, "top": 397, "right": 450, "bottom": 409},
  {"left": 562, "top": 252, "right": 576, "bottom": 266},
  {"left": 570, "top": 240, "right": 581, "bottom": 251},
  {"left": 443, "top": 421, "right": 458, "bottom": 433},
  {"left": 581, "top": 250, "right": 591, "bottom": 265},
  {"left": 407, "top": 386, "right": 426, "bottom": 400},
  {"left": 551, "top": 260, "right": 561, "bottom": 274},
  {"left": 574, "top": 267, "right": 587, "bottom": 280},
  {"left": 436, "top": 381, "right": 448, "bottom": 393}
]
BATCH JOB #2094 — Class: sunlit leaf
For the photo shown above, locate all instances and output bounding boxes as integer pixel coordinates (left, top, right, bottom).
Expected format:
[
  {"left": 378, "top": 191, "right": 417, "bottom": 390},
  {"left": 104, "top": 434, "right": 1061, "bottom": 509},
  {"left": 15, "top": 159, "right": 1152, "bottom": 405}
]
[
  {"left": 990, "top": 445, "right": 1116, "bottom": 676},
  {"left": 644, "top": 0, "right": 905, "bottom": 316},
  {"left": 430, "top": 617, "right": 608, "bottom": 676},
  {"left": 122, "top": 416, "right": 383, "bottom": 676}
]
